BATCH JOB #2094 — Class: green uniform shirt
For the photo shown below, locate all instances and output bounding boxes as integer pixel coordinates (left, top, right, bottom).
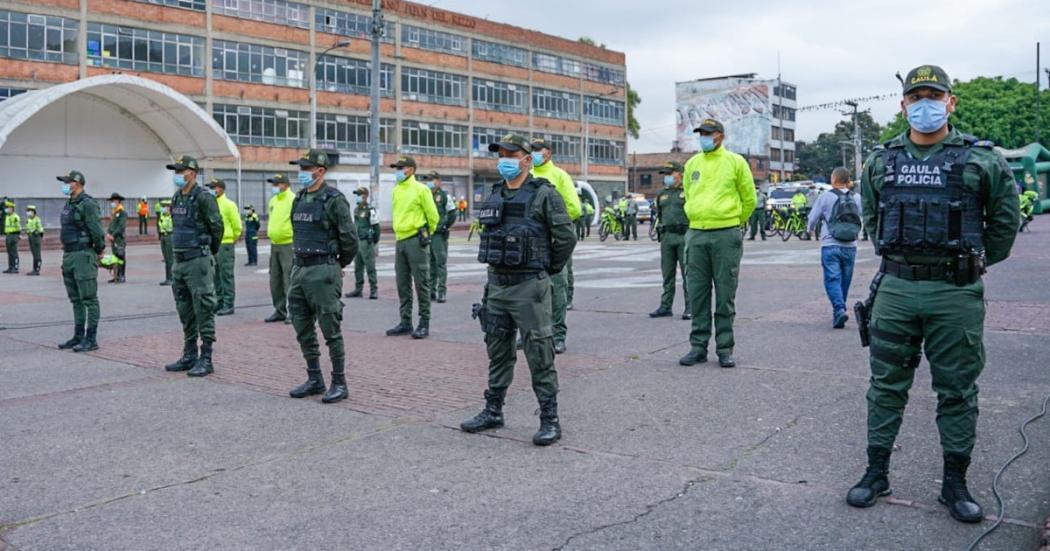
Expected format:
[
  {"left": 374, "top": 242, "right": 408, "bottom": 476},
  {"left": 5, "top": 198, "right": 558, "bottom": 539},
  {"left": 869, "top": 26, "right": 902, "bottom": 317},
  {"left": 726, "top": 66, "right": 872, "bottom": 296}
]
[
  {"left": 158, "top": 212, "right": 173, "bottom": 234},
  {"left": 354, "top": 203, "right": 380, "bottom": 242},
  {"left": 267, "top": 189, "right": 295, "bottom": 245},
  {"left": 299, "top": 182, "right": 358, "bottom": 267},
  {"left": 532, "top": 161, "right": 582, "bottom": 221},
  {"left": 500, "top": 179, "right": 577, "bottom": 273},
  {"left": 25, "top": 215, "right": 43, "bottom": 235},
  {"left": 861, "top": 127, "right": 1019, "bottom": 266},
  {"left": 656, "top": 184, "right": 688, "bottom": 227},
  {"left": 391, "top": 175, "right": 439, "bottom": 241},
  {"left": 216, "top": 193, "right": 242, "bottom": 244},
  {"left": 107, "top": 206, "right": 126, "bottom": 236},
  {"left": 432, "top": 187, "right": 458, "bottom": 229},
  {"left": 682, "top": 146, "right": 756, "bottom": 229}
]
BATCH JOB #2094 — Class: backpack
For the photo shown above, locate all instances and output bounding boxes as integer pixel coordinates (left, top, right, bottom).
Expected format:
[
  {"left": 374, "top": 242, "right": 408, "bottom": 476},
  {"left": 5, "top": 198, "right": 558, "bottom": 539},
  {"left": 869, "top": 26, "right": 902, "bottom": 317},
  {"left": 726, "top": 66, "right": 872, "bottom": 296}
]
[{"left": 826, "top": 189, "right": 862, "bottom": 242}]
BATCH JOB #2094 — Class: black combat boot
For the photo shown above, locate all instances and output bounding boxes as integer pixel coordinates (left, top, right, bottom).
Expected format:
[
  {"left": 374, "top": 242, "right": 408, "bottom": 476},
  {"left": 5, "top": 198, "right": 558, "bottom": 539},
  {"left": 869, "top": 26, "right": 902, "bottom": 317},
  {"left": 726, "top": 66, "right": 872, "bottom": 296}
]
[
  {"left": 59, "top": 324, "right": 85, "bottom": 350},
  {"left": 386, "top": 320, "right": 413, "bottom": 336},
  {"left": 165, "top": 340, "right": 197, "bottom": 372},
  {"left": 411, "top": 319, "right": 429, "bottom": 339},
  {"left": 322, "top": 360, "right": 348, "bottom": 404},
  {"left": 369, "top": 287, "right": 378, "bottom": 300},
  {"left": 187, "top": 340, "right": 214, "bottom": 377},
  {"left": 436, "top": 290, "right": 446, "bottom": 303},
  {"left": 533, "top": 397, "right": 562, "bottom": 446},
  {"left": 289, "top": 358, "right": 326, "bottom": 398},
  {"left": 649, "top": 306, "right": 672, "bottom": 318},
  {"left": 460, "top": 388, "right": 506, "bottom": 433},
  {"left": 846, "top": 446, "right": 892, "bottom": 507},
  {"left": 345, "top": 288, "right": 363, "bottom": 298},
  {"left": 73, "top": 326, "right": 99, "bottom": 352},
  {"left": 939, "top": 453, "right": 984, "bottom": 523}
]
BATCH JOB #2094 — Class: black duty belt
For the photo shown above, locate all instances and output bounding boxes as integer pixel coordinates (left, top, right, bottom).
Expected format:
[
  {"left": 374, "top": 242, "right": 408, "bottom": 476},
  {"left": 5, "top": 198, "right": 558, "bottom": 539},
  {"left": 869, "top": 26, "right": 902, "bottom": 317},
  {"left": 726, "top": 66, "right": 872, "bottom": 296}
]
[
  {"left": 293, "top": 254, "right": 335, "bottom": 267},
  {"left": 174, "top": 248, "right": 208, "bottom": 262},
  {"left": 660, "top": 224, "right": 688, "bottom": 235},
  {"left": 879, "top": 258, "right": 949, "bottom": 281},
  {"left": 488, "top": 270, "right": 544, "bottom": 286},
  {"left": 62, "top": 242, "right": 88, "bottom": 252}
]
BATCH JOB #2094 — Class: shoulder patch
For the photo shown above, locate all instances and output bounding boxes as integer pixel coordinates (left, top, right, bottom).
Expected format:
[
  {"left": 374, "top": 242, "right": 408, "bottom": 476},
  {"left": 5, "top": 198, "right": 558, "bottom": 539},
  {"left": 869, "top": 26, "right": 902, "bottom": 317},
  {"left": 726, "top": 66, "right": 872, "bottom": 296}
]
[{"left": 973, "top": 140, "right": 995, "bottom": 148}]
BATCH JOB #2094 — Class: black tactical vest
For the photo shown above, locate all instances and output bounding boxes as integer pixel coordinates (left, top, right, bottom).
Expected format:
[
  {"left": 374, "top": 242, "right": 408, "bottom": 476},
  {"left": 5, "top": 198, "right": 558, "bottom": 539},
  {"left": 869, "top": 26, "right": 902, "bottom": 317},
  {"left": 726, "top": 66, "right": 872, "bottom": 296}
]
[
  {"left": 60, "top": 194, "right": 91, "bottom": 246},
  {"left": 171, "top": 186, "right": 208, "bottom": 250},
  {"left": 476, "top": 179, "right": 551, "bottom": 271},
  {"left": 292, "top": 185, "right": 342, "bottom": 257},
  {"left": 878, "top": 141, "right": 984, "bottom": 256}
]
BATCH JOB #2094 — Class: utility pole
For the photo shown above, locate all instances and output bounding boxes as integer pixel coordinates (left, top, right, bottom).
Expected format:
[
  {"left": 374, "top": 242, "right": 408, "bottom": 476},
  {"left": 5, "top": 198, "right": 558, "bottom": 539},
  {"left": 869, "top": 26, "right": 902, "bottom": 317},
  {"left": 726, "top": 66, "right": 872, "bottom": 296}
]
[
  {"left": 844, "top": 100, "right": 861, "bottom": 181},
  {"left": 1036, "top": 42, "right": 1041, "bottom": 144},
  {"left": 777, "top": 51, "right": 785, "bottom": 184},
  {"left": 368, "top": 0, "right": 383, "bottom": 205}
]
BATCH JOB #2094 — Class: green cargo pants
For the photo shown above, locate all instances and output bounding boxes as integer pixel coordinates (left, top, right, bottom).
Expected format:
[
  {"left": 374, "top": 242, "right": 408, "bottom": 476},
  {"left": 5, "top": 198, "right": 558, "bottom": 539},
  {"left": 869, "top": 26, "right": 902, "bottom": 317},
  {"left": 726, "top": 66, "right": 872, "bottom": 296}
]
[
  {"left": 566, "top": 258, "right": 574, "bottom": 306},
  {"left": 352, "top": 239, "right": 377, "bottom": 292},
  {"left": 748, "top": 209, "right": 766, "bottom": 240},
  {"left": 288, "top": 262, "right": 345, "bottom": 365},
  {"left": 484, "top": 274, "right": 558, "bottom": 401},
  {"left": 28, "top": 234, "right": 42, "bottom": 272},
  {"left": 429, "top": 231, "right": 449, "bottom": 295},
  {"left": 214, "top": 243, "right": 236, "bottom": 310},
  {"left": 551, "top": 258, "right": 572, "bottom": 341},
  {"left": 867, "top": 275, "right": 986, "bottom": 456},
  {"left": 160, "top": 234, "right": 173, "bottom": 282},
  {"left": 660, "top": 230, "right": 689, "bottom": 311},
  {"left": 172, "top": 253, "right": 217, "bottom": 344},
  {"left": 62, "top": 250, "right": 100, "bottom": 327},
  {"left": 395, "top": 237, "right": 430, "bottom": 323},
  {"left": 686, "top": 227, "right": 742, "bottom": 355},
  {"left": 6, "top": 233, "right": 20, "bottom": 270},
  {"left": 269, "top": 243, "right": 293, "bottom": 318}
]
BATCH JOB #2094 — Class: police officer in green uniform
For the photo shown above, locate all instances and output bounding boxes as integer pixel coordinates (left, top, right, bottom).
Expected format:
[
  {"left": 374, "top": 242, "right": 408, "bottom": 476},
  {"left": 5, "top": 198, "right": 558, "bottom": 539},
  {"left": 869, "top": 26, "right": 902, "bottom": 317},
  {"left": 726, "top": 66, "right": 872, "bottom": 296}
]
[
  {"left": 345, "top": 186, "right": 380, "bottom": 300},
  {"left": 158, "top": 199, "right": 174, "bottom": 285},
  {"left": 243, "top": 205, "right": 260, "bottom": 266},
  {"left": 846, "top": 65, "right": 1019, "bottom": 523},
  {"left": 163, "top": 156, "right": 224, "bottom": 378},
  {"left": 649, "top": 161, "right": 691, "bottom": 320},
  {"left": 427, "top": 172, "right": 457, "bottom": 304},
  {"left": 285, "top": 149, "right": 358, "bottom": 404},
  {"left": 24, "top": 205, "right": 44, "bottom": 276},
  {"left": 460, "top": 134, "right": 576, "bottom": 446},
  {"left": 56, "top": 171, "right": 106, "bottom": 351},
  {"left": 106, "top": 193, "right": 127, "bottom": 283}
]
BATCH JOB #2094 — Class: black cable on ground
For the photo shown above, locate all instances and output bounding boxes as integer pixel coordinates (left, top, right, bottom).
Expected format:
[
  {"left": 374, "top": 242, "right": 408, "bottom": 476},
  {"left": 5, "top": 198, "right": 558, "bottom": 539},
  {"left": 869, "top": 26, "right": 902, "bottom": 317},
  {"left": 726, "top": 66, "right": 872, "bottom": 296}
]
[
  {"left": 966, "top": 390, "right": 1050, "bottom": 550},
  {"left": 0, "top": 302, "right": 272, "bottom": 331}
]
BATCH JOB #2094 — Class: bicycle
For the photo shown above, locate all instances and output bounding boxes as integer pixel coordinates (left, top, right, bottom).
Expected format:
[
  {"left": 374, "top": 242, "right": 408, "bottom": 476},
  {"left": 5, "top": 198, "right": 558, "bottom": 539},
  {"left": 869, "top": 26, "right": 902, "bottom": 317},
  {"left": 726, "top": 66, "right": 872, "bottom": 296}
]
[
  {"left": 1019, "top": 190, "right": 1037, "bottom": 232},
  {"left": 598, "top": 208, "right": 623, "bottom": 242},
  {"left": 763, "top": 205, "right": 787, "bottom": 239},
  {"left": 781, "top": 207, "right": 811, "bottom": 242},
  {"left": 467, "top": 218, "right": 482, "bottom": 241}
]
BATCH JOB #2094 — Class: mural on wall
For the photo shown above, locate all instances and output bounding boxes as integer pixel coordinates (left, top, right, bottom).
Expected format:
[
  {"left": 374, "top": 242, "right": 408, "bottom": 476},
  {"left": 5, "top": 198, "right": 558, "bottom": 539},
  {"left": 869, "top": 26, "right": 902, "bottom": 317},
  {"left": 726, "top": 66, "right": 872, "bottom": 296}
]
[{"left": 675, "top": 79, "right": 772, "bottom": 156}]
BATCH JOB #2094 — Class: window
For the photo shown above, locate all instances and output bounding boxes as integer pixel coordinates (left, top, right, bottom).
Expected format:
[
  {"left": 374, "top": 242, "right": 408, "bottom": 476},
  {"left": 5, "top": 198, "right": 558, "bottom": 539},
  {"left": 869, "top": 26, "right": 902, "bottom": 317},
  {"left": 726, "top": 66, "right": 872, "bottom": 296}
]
[
  {"left": 783, "top": 149, "right": 795, "bottom": 164},
  {"left": 582, "top": 63, "right": 625, "bottom": 86},
  {"left": 315, "top": 8, "right": 394, "bottom": 42},
  {"left": 315, "top": 113, "right": 394, "bottom": 152},
  {"left": 401, "top": 120, "right": 467, "bottom": 156},
  {"left": 134, "top": 0, "right": 205, "bottom": 11},
  {"left": 772, "top": 127, "right": 795, "bottom": 142},
  {"left": 773, "top": 84, "right": 796, "bottom": 101},
  {"left": 316, "top": 55, "right": 393, "bottom": 96},
  {"left": 214, "top": 0, "right": 309, "bottom": 29},
  {"left": 400, "top": 25, "right": 465, "bottom": 56},
  {"left": 0, "top": 11, "right": 78, "bottom": 64},
  {"left": 87, "top": 23, "right": 203, "bottom": 76},
  {"left": 532, "top": 88, "right": 579, "bottom": 120},
  {"left": 213, "top": 103, "right": 308, "bottom": 148},
  {"left": 588, "top": 139, "right": 624, "bottom": 165},
  {"left": 532, "top": 52, "right": 581, "bottom": 78},
  {"left": 533, "top": 133, "right": 582, "bottom": 164},
  {"left": 584, "top": 96, "right": 624, "bottom": 125},
  {"left": 401, "top": 67, "right": 466, "bottom": 106},
  {"left": 471, "top": 39, "right": 527, "bottom": 67},
  {"left": 472, "top": 126, "right": 520, "bottom": 158},
  {"left": 0, "top": 87, "right": 26, "bottom": 100},
  {"left": 472, "top": 80, "right": 527, "bottom": 114},
  {"left": 772, "top": 104, "right": 796, "bottom": 122},
  {"left": 212, "top": 40, "right": 307, "bottom": 88}
]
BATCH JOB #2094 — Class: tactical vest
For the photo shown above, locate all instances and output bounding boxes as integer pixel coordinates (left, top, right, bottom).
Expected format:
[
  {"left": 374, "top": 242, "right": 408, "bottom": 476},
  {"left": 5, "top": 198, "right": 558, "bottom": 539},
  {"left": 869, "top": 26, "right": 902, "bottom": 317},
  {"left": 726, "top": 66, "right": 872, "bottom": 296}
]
[
  {"left": 292, "top": 185, "right": 342, "bottom": 257},
  {"left": 60, "top": 194, "right": 91, "bottom": 247},
  {"left": 476, "top": 179, "right": 551, "bottom": 271},
  {"left": 878, "top": 140, "right": 984, "bottom": 256},
  {"left": 171, "top": 186, "right": 209, "bottom": 250}
]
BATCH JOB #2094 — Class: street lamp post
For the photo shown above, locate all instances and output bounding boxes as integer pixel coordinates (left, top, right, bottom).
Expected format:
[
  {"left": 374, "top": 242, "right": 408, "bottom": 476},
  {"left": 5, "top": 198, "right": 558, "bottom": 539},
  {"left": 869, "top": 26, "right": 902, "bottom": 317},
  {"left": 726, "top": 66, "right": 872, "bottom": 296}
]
[{"left": 309, "top": 39, "right": 352, "bottom": 149}]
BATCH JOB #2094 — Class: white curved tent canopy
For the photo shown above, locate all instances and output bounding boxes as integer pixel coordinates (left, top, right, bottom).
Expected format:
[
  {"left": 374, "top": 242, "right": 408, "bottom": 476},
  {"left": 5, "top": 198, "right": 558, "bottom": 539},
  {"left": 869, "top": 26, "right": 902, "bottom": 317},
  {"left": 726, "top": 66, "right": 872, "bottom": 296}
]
[{"left": 0, "top": 75, "right": 238, "bottom": 198}]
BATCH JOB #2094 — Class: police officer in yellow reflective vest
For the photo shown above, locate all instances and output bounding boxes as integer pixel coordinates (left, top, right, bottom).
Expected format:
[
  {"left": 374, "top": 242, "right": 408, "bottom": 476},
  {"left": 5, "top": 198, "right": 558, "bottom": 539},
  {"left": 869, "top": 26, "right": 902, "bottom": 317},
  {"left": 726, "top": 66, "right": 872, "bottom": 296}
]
[
  {"left": 386, "top": 156, "right": 439, "bottom": 340},
  {"left": 158, "top": 199, "right": 174, "bottom": 285},
  {"left": 24, "top": 205, "right": 44, "bottom": 276},
  {"left": 208, "top": 178, "right": 242, "bottom": 316},
  {"left": 56, "top": 171, "right": 106, "bottom": 352},
  {"left": 3, "top": 199, "right": 21, "bottom": 273}
]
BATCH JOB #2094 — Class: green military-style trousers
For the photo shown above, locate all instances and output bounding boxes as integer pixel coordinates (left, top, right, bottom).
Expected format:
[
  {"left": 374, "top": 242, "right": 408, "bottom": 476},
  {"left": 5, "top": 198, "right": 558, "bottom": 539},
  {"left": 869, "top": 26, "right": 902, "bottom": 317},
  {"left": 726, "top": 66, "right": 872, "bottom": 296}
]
[
  {"left": 214, "top": 243, "right": 236, "bottom": 310},
  {"left": 659, "top": 230, "right": 689, "bottom": 311},
  {"left": 6, "top": 233, "right": 20, "bottom": 270},
  {"left": 352, "top": 239, "right": 377, "bottom": 292},
  {"left": 485, "top": 274, "right": 558, "bottom": 402},
  {"left": 551, "top": 258, "right": 572, "bottom": 341},
  {"left": 172, "top": 253, "right": 217, "bottom": 345},
  {"left": 748, "top": 209, "right": 766, "bottom": 240},
  {"left": 867, "top": 275, "right": 986, "bottom": 456},
  {"left": 28, "top": 234, "right": 42, "bottom": 271},
  {"left": 269, "top": 243, "right": 293, "bottom": 318},
  {"left": 160, "top": 234, "right": 173, "bottom": 282},
  {"left": 395, "top": 237, "right": 430, "bottom": 323},
  {"left": 288, "top": 261, "right": 345, "bottom": 365},
  {"left": 429, "top": 231, "right": 449, "bottom": 295},
  {"left": 62, "top": 250, "right": 99, "bottom": 327},
  {"left": 686, "top": 227, "right": 742, "bottom": 355}
]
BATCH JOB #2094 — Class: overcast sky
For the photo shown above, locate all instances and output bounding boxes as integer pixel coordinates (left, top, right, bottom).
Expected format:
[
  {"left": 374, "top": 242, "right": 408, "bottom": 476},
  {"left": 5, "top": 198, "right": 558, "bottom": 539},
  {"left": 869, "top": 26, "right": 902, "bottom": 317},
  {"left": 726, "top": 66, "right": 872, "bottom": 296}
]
[{"left": 429, "top": 0, "right": 1049, "bottom": 152}]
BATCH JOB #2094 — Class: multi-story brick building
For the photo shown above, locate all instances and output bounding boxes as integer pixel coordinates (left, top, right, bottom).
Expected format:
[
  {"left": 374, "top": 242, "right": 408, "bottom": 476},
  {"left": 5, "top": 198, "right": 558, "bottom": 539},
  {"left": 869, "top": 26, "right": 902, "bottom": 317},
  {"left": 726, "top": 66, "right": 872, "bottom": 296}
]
[{"left": 0, "top": 0, "right": 628, "bottom": 219}]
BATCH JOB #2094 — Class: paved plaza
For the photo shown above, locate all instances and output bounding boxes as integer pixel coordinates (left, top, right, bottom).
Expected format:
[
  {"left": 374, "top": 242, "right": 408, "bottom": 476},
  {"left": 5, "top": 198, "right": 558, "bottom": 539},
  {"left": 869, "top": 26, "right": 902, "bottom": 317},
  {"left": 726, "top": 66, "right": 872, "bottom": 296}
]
[{"left": 2, "top": 222, "right": 1049, "bottom": 550}]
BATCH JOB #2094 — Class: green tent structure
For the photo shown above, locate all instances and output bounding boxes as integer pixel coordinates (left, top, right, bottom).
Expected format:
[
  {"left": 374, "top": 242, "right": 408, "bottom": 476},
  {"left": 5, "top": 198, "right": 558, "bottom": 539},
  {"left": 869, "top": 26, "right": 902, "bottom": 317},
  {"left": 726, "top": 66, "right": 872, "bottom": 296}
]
[{"left": 998, "top": 143, "right": 1050, "bottom": 214}]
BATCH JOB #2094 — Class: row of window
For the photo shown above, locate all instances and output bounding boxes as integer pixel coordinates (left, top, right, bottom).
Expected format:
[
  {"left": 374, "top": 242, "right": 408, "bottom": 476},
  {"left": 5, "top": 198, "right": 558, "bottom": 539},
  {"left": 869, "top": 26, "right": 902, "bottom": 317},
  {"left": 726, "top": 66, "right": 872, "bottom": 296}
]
[
  {"left": 0, "top": 87, "right": 27, "bottom": 100},
  {"left": 401, "top": 67, "right": 466, "bottom": 106},
  {"left": 0, "top": 10, "right": 78, "bottom": 64},
  {"left": 137, "top": 0, "right": 206, "bottom": 11},
  {"left": 213, "top": 0, "right": 310, "bottom": 29},
  {"left": 771, "top": 126, "right": 796, "bottom": 142},
  {"left": 584, "top": 97, "right": 625, "bottom": 125},
  {"left": 87, "top": 22, "right": 204, "bottom": 76},
  {"left": 770, "top": 148, "right": 797, "bottom": 164},
  {"left": 772, "top": 105, "right": 797, "bottom": 122},
  {"left": 316, "top": 7, "right": 394, "bottom": 43},
  {"left": 773, "top": 84, "right": 797, "bottom": 101}
]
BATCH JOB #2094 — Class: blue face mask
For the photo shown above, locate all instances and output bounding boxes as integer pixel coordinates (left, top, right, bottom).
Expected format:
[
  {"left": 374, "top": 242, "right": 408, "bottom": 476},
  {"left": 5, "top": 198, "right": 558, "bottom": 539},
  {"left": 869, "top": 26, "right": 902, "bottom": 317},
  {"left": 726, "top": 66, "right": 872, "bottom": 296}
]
[
  {"left": 906, "top": 98, "right": 949, "bottom": 134},
  {"left": 395, "top": 170, "right": 407, "bottom": 183},
  {"left": 531, "top": 151, "right": 545, "bottom": 167},
  {"left": 271, "top": 186, "right": 281, "bottom": 196},
  {"left": 297, "top": 171, "right": 314, "bottom": 187},
  {"left": 61, "top": 184, "right": 72, "bottom": 196},
  {"left": 663, "top": 175, "right": 675, "bottom": 187},
  {"left": 207, "top": 189, "right": 217, "bottom": 197},
  {"left": 698, "top": 135, "right": 716, "bottom": 152},
  {"left": 425, "top": 181, "right": 435, "bottom": 190},
  {"left": 173, "top": 174, "right": 186, "bottom": 188},
  {"left": 498, "top": 157, "right": 523, "bottom": 181},
  {"left": 354, "top": 195, "right": 362, "bottom": 205}
]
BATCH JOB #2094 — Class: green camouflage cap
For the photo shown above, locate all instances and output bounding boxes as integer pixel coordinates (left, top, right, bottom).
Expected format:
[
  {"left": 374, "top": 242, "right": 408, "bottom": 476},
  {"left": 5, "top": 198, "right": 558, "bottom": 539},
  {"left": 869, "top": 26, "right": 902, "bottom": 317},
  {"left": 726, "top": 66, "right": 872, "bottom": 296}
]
[
  {"left": 427, "top": 170, "right": 441, "bottom": 179},
  {"left": 488, "top": 133, "right": 532, "bottom": 153},
  {"left": 290, "top": 149, "right": 330, "bottom": 168},
  {"left": 267, "top": 173, "right": 289, "bottom": 185},
  {"left": 658, "top": 161, "right": 684, "bottom": 174},
  {"left": 530, "top": 137, "right": 553, "bottom": 151},
  {"left": 693, "top": 118, "right": 724, "bottom": 134},
  {"left": 353, "top": 186, "right": 370, "bottom": 196},
  {"left": 109, "top": 192, "right": 125, "bottom": 201},
  {"left": 389, "top": 155, "right": 417, "bottom": 169},
  {"left": 903, "top": 65, "right": 952, "bottom": 94},
  {"left": 57, "top": 170, "right": 86, "bottom": 185},
  {"left": 166, "top": 155, "right": 199, "bottom": 171},
  {"left": 206, "top": 177, "right": 226, "bottom": 189}
]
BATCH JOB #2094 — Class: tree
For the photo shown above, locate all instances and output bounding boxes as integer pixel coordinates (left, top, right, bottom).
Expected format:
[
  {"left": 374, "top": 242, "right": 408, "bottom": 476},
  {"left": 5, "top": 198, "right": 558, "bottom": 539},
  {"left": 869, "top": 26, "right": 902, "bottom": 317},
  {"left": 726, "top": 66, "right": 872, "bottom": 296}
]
[
  {"left": 879, "top": 76, "right": 1050, "bottom": 148},
  {"left": 626, "top": 83, "right": 641, "bottom": 139},
  {"left": 577, "top": 36, "right": 606, "bottom": 49},
  {"left": 796, "top": 111, "right": 883, "bottom": 182}
]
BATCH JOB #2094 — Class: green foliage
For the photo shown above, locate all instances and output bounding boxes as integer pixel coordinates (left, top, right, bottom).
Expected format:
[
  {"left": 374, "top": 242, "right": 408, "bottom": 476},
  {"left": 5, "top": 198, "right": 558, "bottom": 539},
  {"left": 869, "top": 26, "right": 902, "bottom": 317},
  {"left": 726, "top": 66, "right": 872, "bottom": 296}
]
[
  {"left": 578, "top": 36, "right": 607, "bottom": 48},
  {"left": 879, "top": 76, "right": 1050, "bottom": 147},
  {"left": 796, "top": 112, "right": 883, "bottom": 182},
  {"left": 627, "top": 83, "right": 641, "bottom": 139}
]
